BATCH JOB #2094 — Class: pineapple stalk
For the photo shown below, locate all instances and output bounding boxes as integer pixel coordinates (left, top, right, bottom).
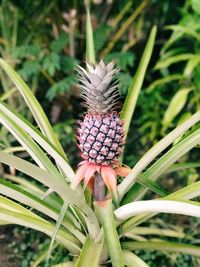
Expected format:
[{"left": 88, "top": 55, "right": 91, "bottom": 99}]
[{"left": 94, "top": 173, "right": 105, "bottom": 201}]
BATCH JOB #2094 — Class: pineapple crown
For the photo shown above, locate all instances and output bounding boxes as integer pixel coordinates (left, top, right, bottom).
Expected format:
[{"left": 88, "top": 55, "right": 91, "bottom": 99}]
[{"left": 77, "top": 60, "right": 120, "bottom": 114}]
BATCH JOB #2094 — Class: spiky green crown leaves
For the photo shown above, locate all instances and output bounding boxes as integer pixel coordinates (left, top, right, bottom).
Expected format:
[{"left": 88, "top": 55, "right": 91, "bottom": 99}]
[{"left": 77, "top": 60, "right": 120, "bottom": 114}]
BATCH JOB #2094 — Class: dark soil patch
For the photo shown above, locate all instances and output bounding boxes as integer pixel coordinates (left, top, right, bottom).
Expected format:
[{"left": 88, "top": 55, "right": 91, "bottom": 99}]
[{"left": 0, "top": 226, "right": 20, "bottom": 267}]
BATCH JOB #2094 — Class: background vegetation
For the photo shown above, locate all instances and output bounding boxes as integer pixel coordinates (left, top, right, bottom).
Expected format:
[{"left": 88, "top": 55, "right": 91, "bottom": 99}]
[{"left": 0, "top": 0, "right": 199, "bottom": 266}]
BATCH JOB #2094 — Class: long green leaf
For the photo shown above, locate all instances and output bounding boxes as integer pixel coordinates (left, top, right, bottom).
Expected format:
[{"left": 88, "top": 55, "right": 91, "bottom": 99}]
[
  {"left": 155, "top": 53, "right": 194, "bottom": 69},
  {"left": 4, "top": 173, "right": 46, "bottom": 194},
  {"left": 85, "top": 5, "right": 95, "bottom": 64},
  {"left": 122, "top": 128, "right": 200, "bottom": 203},
  {"left": 3, "top": 174, "right": 70, "bottom": 217},
  {"left": 46, "top": 202, "right": 70, "bottom": 266},
  {"left": 0, "top": 58, "right": 66, "bottom": 158},
  {"left": 3, "top": 174, "right": 84, "bottom": 231},
  {"left": 146, "top": 128, "right": 200, "bottom": 183},
  {"left": 147, "top": 74, "right": 183, "bottom": 92},
  {"left": 120, "top": 177, "right": 200, "bottom": 235},
  {"left": 120, "top": 179, "right": 200, "bottom": 236},
  {"left": 122, "top": 240, "right": 200, "bottom": 256},
  {"left": 184, "top": 55, "right": 200, "bottom": 76},
  {"left": 137, "top": 175, "right": 168, "bottom": 197},
  {"left": 123, "top": 250, "right": 149, "bottom": 267},
  {"left": 32, "top": 243, "right": 58, "bottom": 267},
  {"left": 53, "top": 263, "right": 74, "bottom": 267},
  {"left": 75, "top": 237, "right": 103, "bottom": 267},
  {"left": 163, "top": 88, "right": 192, "bottom": 126},
  {"left": 0, "top": 107, "right": 65, "bottom": 180},
  {"left": 0, "top": 101, "right": 74, "bottom": 180},
  {"left": 111, "top": 1, "right": 133, "bottom": 28},
  {"left": 126, "top": 227, "right": 185, "bottom": 239},
  {"left": 165, "top": 25, "right": 200, "bottom": 40},
  {"left": 0, "top": 152, "right": 100, "bottom": 238},
  {"left": 0, "top": 179, "right": 85, "bottom": 243},
  {"left": 118, "top": 111, "right": 200, "bottom": 200},
  {"left": 0, "top": 194, "right": 43, "bottom": 219},
  {"left": 167, "top": 180, "right": 200, "bottom": 200},
  {"left": 115, "top": 200, "right": 200, "bottom": 221},
  {"left": 0, "top": 206, "right": 80, "bottom": 254},
  {"left": 121, "top": 26, "right": 157, "bottom": 142},
  {"left": 166, "top": 162, "right": 200, "bottom": 173}
]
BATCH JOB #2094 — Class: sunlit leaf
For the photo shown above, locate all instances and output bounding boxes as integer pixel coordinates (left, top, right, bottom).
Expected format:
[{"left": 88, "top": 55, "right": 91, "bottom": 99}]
[
  {"left": 163, "top": 88, "right": 192, "bottom": 126},
  {"left": 191, "top": 0, "right": 200, "bottom": 14}
]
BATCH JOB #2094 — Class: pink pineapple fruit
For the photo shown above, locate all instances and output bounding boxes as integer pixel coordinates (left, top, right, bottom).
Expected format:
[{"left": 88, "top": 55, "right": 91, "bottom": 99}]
[{"left": 73, "top": 60, "right": 130, "bottom": 194}]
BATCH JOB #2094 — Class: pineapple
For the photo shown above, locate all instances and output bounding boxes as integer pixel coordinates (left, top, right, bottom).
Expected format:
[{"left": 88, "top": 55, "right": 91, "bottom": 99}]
[{"left": 73, "top": 60, "right": 130, "bottom": 194}]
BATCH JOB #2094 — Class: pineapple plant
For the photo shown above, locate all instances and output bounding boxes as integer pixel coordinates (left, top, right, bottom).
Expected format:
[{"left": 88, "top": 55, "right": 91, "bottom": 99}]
[
  {"left": 0, "top": 8, "right": 200, "bottom": 266},
  {"left": 73, "top": 60, "right": 129, "bottom": 197}
]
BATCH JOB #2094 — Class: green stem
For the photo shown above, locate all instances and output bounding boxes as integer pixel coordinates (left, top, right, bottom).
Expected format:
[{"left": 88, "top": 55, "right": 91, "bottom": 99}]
[{"left": 95, "top": 200, "right": 124, "bottom": 267}]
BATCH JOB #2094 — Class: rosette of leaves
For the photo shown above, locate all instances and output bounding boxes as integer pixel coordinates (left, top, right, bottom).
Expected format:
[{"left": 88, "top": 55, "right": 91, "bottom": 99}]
[{"left": 0, "top": 8, "right": 200, "bottom": 267}]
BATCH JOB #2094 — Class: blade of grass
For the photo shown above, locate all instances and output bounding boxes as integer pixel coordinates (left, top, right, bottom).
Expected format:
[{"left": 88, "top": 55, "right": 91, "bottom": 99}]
[
  {"left": 155, "top": 53, "right": 194, "bottom": 70},
  {"left": 0, "top": 87, "right": 17, "bottom": 101},
  {"left": 3, "top": 173, "right": 45, "bottom": 194},
  {"left": 167, "top": 181, "right": 200, "bottom": 200},
  {"left": 32, "top": 243, "right": 58, "bottom": 267},
  {"left": 45, "top": 202, "right": 70, "bottom": 267},
  {"left": 1, "top": 146, "right": 25, "bottom": 153}
]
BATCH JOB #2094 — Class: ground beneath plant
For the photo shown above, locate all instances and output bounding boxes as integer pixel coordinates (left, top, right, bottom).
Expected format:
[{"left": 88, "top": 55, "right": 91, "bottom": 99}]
[{"left": 0, "top": 226, "right": 20, "bottom": 267}]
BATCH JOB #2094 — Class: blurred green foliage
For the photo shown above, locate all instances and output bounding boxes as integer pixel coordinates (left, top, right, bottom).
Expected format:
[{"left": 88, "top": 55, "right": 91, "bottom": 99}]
[{"left": 0, "top": 0, "right": 200, "bottom": 266}]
